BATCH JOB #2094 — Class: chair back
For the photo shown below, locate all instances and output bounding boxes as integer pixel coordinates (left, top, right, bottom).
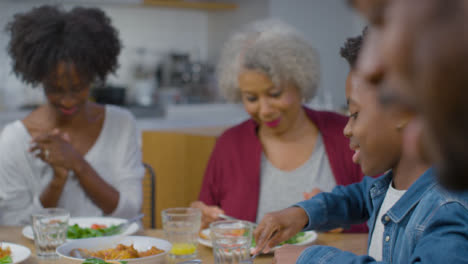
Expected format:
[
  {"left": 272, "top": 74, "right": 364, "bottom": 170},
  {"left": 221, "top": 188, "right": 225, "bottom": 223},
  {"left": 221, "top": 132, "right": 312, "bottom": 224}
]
[
  {"left": 142, "top": 162, "right": 156, "bottom": 228},
  {"left": 142, "top": 130, "right": 219, "bottom": 228}
]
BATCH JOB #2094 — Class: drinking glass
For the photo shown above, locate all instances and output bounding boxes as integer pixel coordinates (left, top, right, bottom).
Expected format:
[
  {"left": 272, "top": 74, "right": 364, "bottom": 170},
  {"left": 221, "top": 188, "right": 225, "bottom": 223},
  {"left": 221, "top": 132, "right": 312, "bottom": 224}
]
[
  {"left": 31, "top": 208, "right": 69, "bottom": 259},
  {"left": 210, "top": 220, "right": 253, "bottom": 264},
  {"left": 162, "top": 208, "right": 202, "bottom": 259}
]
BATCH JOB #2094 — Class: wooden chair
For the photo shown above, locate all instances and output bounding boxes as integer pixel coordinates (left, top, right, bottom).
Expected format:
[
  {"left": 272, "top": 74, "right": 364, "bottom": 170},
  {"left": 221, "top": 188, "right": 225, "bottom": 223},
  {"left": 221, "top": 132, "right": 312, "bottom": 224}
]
[
  {"left": 142, "top": 162, "right": 156, "bottom": 228},
  {"left": 142, "top": 129, "right": 223, "bottom": 228}
]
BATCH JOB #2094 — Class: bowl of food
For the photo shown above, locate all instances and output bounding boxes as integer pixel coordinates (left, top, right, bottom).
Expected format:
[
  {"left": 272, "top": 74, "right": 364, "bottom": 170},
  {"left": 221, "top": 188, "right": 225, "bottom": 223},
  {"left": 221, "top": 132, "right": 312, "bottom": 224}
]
[{"left": 56, "top": 236, "right": 171, "bottom": 264}]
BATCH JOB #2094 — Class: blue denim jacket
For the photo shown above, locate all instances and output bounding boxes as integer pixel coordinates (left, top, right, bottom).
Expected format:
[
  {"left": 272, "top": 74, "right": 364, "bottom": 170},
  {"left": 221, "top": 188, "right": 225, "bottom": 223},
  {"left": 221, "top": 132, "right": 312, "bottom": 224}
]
[{"left": 294, "top": 168, "right": 468, "bottom": 263}]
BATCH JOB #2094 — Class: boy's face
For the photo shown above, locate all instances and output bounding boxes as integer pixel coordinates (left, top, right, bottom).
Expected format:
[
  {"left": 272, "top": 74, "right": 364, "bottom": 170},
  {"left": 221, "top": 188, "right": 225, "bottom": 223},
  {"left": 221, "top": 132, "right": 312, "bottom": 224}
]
[{"left": 344, "top": 71, "right": 406, "bottom": 176}]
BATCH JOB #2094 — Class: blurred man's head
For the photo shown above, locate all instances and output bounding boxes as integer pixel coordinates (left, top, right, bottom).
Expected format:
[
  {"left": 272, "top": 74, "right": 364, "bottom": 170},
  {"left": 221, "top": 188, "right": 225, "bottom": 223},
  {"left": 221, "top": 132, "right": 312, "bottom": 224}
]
[
  {"left": 381, "top": 0, "right": 468, "bottom": 189},
  {"left": 353, "top": 0, "right": 468, "bottom": 189},
  {"left": 351, "top": 0, "right": 388, "bottom": 26}
]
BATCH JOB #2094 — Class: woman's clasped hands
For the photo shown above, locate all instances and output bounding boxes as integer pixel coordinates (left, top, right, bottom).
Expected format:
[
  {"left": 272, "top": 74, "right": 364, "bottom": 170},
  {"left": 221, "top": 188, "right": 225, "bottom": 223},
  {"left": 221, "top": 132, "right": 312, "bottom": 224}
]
[{"left": 29, "top": 128, "right": 82, "bottom": 176}]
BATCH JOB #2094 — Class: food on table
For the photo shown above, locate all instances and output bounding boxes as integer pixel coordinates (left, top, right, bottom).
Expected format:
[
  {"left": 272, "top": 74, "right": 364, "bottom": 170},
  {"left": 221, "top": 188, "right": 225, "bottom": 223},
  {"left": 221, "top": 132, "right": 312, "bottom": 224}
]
[
  {"left": 170, "top": 243, "right": 197, "bottom": 256},
  {"left": 91, "top": 224, "right": 108, "bottom": 230},
  {"left": 228, "top": 229, "right": 245, "bottom": 236},
  {"left": 200, "top": 228, "right": 312, "bottom": 249},
  {"left": 0, "top": 256, "right": 11, "bottom": 264},
  {"left": 79, "top": 244, "right": 164, "bottom": 260},
  {"left": 203, "top": 230, "right": 311, "bottom": 247},
  {"left": 250, "top": 232, "right": 312, "bottom": 247},
  {"left": 199, "top": 231, "right": 209, "bottom": 240},
  {"left": 282, "top": 232, "right": 311, "bottom": 244},
  {"left": 67, "top": 224, "right": 121, "bottom": 239},
  {"left": 82, "top": 259, "right": 127, "bottom": 264},
  {"left": 0, "top": 246, "right": 12, "bottom": 264}
]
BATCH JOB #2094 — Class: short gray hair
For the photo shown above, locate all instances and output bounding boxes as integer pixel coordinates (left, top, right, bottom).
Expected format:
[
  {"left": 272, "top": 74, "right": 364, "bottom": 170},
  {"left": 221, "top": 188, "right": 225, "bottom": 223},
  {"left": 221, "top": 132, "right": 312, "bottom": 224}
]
[{"left": 217, "top": 19, "right": 320, "bottom": 102}]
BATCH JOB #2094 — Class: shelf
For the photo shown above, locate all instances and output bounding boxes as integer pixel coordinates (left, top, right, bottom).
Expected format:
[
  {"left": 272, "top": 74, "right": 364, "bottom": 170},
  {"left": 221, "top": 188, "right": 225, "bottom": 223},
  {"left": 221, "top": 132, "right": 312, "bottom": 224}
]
[{"left": 142, "top": 0, "right": 237, "bottom": 11}]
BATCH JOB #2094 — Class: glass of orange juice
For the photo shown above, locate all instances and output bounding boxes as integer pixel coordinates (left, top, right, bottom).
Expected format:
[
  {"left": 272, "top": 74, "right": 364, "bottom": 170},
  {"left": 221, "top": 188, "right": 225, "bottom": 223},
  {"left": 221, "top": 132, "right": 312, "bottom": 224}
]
[{"left": 162, "top": 208, "right": 202, "bottom": 259}]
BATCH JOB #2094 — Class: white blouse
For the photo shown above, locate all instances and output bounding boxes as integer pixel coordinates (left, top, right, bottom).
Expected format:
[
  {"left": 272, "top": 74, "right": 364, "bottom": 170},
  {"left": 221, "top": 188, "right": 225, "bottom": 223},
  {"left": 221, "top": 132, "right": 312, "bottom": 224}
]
[{"left": 0, "top": 105, "right": 144, "bottom": 225}]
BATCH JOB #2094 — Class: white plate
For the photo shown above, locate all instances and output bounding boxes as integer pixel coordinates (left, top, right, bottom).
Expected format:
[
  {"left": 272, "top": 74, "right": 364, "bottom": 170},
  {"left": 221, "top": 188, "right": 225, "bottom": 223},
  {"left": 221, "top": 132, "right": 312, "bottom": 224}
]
[
  {"left": 1, "top": 242, "right": 31, "bottom": 263},
  {"left": 22, "top": 217, "right": 139, "bottom": 240},
  {"left": 198, "top": 229, "right": 317, "bottom": 253},
  {"left": 56, "top": 235, "right": 171, "bottom": 264}
]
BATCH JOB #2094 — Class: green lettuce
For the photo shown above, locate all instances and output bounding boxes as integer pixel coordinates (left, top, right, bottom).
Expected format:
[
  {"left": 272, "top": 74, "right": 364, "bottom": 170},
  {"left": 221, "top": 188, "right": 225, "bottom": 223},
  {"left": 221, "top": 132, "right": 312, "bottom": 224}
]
[
  {"left": 0, "top": 255, "right": 12, "bottom": 264},
  {"left": 67, "top": 224, "right": 120, "bottom": 239}
]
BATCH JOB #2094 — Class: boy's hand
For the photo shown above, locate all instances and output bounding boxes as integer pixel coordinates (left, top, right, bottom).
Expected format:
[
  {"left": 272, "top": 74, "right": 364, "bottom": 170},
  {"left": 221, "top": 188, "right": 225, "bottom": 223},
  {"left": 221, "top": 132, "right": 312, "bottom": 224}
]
[{"left": 254, "top": 207, "right": 309, "bottom": 254}]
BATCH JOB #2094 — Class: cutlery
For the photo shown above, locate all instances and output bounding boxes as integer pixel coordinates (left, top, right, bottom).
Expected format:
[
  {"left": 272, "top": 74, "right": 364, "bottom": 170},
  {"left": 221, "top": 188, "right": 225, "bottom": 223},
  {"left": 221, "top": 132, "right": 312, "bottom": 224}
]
[
  {"left": 69, "top": 248, "right": 90, "bottom": 258},
  {"left": 112, "top": 213, "right": 144, "bottom": 235},
  {"left": 176, "top": 259, "right": 202, "bottom": 264},
  {"left": 239, "top": 231, "right": 277, "bottom": 263}
]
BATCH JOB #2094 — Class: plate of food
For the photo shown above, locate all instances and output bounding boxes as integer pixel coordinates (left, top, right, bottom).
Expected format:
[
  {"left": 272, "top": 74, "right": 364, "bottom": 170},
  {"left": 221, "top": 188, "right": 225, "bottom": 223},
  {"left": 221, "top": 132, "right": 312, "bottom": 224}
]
[
  {"left": 0, "top": 242, "right": 31, "bottom": 264},
  {"left": 22, "top": 217, "right": 139, "bottom": 240},
  {"left": 198, "top": 229, "right": 317, "bottom": 253},
  {"left": 56, "top": 236, "right": 171, "bottom": 264}
]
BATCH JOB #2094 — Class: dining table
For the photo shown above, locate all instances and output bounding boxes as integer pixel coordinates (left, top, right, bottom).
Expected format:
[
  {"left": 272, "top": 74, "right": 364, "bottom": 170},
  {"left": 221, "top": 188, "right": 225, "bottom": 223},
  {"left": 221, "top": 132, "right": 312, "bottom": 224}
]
[{"left": 0, "top": 226, "right": 368, "bottom": 264}]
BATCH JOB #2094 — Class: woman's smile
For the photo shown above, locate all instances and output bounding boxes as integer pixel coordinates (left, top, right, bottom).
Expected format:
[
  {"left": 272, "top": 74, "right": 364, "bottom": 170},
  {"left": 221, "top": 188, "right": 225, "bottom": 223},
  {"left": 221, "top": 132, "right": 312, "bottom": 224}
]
[
  {"left": 58, "top": 106, "right": 78, "bottom": 116},
  {"left": 265, "top": 117, "right": 282, "bottom": 128}
]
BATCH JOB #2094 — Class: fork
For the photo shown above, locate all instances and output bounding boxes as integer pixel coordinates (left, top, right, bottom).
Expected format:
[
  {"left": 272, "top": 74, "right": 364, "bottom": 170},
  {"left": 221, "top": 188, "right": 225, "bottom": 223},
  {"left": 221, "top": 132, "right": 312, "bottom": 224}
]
[
  {"left": 239, "top": 231, "right": 277, "bottom": 263},
  {"left": 111, "top": 213, "right": 144, "bottom": 235}
]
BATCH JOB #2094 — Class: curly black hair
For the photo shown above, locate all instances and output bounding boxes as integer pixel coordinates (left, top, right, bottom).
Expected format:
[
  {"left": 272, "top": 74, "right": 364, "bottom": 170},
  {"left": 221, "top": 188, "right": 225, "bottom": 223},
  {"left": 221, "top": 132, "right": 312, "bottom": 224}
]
[
  {"left": 340, "top": 27, "right": 368, "bottom": 69},
  {"left": 6, "top": 5, "right": 121, "bottom": 87}
]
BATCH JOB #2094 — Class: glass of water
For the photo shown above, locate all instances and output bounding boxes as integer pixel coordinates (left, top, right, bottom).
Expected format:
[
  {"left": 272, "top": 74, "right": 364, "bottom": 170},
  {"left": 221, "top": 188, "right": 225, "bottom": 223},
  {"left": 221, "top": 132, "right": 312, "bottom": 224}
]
[
  {"left": 31, "top": 208, "right": 69, "bottom": 259},
  {"left": 162, "top": 207, "right": 202, "bottom": 259},
  {"left": 210, "top": 220, "right": 253, "bottom": 264}
]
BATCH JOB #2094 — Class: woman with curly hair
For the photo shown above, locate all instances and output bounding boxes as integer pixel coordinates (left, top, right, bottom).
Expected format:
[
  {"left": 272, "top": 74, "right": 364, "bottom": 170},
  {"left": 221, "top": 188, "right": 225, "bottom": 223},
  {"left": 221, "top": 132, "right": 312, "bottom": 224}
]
[
  {"left": 0, "top": 5, "right": 144, "bottom": 225},
  {"left": 191, "top": 20, "right": 366, "bottom": 232}
]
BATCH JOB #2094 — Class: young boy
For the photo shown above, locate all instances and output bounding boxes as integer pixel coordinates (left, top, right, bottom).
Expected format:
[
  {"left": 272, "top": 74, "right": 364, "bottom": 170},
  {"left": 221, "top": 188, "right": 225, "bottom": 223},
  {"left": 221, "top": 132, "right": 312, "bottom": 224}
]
[{"left": 253, "top": 32, "right": 468, "bottom": 264}]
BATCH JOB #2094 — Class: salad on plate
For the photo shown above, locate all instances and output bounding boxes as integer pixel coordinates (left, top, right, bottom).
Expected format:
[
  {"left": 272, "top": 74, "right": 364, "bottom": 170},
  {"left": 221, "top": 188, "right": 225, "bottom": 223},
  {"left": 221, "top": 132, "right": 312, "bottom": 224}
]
[{"left": 198, "top": 229, "right": 317, "bottom": 253}]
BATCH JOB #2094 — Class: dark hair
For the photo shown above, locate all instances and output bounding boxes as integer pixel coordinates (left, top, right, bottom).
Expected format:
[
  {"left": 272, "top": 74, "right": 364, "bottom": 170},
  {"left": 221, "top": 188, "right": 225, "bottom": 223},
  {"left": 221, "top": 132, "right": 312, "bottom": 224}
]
[
  {"left": 6, "top": 5, "right": 121, "bottom": 87},
  {"left": 340, "top": 27, "right": 367, "bottom": 68}
]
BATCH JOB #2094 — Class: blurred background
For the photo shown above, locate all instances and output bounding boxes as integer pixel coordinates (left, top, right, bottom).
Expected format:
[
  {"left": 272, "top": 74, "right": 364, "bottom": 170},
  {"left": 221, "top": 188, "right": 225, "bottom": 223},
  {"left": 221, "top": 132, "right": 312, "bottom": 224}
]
[{"left": 0, "top": 0, "right": 365, "bottom": 131}]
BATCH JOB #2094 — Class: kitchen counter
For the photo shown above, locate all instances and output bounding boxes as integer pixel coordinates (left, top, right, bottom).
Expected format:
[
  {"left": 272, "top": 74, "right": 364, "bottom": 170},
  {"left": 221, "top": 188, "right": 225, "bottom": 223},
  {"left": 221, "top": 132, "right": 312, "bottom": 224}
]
[{"left": 0, "top": 103, "right": 248, "bottom": 133}]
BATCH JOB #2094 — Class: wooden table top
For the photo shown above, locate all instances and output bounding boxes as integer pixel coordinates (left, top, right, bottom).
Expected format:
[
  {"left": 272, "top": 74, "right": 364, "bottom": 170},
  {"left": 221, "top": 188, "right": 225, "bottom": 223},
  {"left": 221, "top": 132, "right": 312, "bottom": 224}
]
[{"left": 0, "top": 226, "right": 367, "bottom": 264}]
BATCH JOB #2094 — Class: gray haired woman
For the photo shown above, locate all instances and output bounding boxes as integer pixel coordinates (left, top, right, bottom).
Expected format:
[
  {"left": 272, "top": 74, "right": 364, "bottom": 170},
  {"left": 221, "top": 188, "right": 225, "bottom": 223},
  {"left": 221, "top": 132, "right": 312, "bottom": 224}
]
[{"left": 191, "top": 20, "right": 364, "bottom": 232}]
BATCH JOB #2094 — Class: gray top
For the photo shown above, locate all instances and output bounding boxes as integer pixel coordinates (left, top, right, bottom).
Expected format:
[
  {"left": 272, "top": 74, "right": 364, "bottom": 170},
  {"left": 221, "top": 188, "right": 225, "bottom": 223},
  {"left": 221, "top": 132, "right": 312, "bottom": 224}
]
[{"left": 256, "top": 133, "right": 336, "bottom": 222}]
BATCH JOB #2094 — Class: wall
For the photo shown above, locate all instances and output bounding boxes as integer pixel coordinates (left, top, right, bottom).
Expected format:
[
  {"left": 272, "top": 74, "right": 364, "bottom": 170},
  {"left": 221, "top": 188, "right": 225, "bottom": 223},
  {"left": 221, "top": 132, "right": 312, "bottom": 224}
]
[
  {"left": 0, "top": 0, "right": 367, "bottom": 112},
  {"left": 103, "top": 5, "right": 209, "bottom": 89},
  {"left": 269, "top": 0, "right": 366, "bottom": 110},
  {"left": 0, "top": 1, "right": 45, "bottom": 110},
  {"left": 0, "top": 1, "right": 210, "bottom": 110},
  {"left": 206, "top": 0, "right": 270, "bottom": 64}
]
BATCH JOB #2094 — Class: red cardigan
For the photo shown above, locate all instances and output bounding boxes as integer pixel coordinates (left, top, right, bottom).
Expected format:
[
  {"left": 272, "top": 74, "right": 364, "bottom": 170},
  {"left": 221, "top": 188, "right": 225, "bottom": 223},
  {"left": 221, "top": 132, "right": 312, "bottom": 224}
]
[{"left": 199, "top": 107, "right": 367, "bottom": 232}]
